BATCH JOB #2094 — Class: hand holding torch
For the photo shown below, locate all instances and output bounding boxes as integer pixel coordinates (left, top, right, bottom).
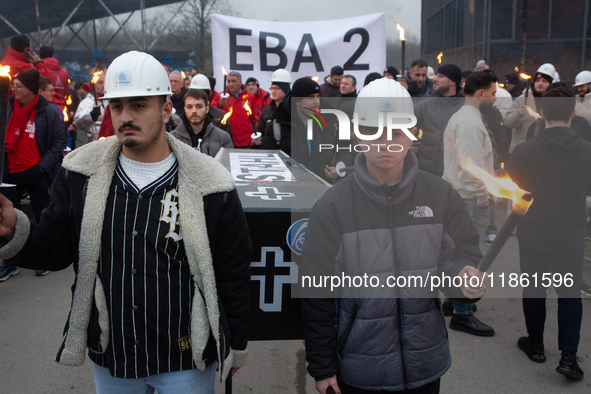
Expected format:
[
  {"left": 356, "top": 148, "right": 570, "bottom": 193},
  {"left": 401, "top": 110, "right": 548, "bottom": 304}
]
[
  {"left": 91, "top": 70, "right": 103, "bottom": 106},
  {"left": 460, "top": 156, "right": 534, "bottom": 276}
]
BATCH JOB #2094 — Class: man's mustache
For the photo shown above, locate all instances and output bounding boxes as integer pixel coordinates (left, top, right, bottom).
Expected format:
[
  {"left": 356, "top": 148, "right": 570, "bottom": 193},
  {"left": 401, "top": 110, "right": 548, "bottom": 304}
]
[{"left": 118, "top": 123, "right": 141, "bottom": 132}]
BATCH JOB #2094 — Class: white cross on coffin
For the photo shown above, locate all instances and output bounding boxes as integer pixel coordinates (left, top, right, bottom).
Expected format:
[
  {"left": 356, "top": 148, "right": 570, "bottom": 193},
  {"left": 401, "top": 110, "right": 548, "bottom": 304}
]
[{"left": 244, "top": 187, "right": 294, "bottom": 201}]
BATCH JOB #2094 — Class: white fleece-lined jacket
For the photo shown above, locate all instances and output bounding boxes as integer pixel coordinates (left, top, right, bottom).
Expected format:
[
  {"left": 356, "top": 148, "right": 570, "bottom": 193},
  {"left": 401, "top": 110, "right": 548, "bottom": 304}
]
[{"left": 0, "top": 133, "right": 251, "bottom": 381}]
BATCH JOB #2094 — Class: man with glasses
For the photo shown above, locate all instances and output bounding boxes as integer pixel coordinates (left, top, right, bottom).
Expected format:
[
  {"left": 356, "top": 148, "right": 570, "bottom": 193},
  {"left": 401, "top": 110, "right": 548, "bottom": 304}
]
[{"left": 0, "top": 70, "right": 65, "bottom": 281}]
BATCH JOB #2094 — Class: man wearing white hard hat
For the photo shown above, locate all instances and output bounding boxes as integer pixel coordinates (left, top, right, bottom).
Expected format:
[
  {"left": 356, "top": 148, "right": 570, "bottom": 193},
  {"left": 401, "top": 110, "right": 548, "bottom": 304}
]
[
  {"left": 0, "top": 51, "right": 251, "bottom": 392},
  {"left": 189, "top": 74, "right": 232, "bottom": 136},
  {"left": 574, "top": 71, "right": 591, "bottom": 123},
  {"left": 256, "top": 68, "right": 292, "bottom": 135},
  {"left": 301, "top": 78, "right": 487, "bottom": 394},
  {"left": 506, "top": 63, "right": 555, "bottom": 152}
]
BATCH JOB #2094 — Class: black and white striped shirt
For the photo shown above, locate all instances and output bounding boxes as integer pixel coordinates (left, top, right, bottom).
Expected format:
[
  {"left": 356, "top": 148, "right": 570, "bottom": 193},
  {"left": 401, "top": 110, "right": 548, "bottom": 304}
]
[{"left": 89, "top": 159, "right": 196, "bottom": 378}]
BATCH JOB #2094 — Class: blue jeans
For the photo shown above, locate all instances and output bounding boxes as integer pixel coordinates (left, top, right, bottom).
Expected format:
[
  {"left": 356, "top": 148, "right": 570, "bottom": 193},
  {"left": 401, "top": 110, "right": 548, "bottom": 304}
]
[
  {"left": 446, "top": 198, "right": 491, "bottom": 315},
  {"left": 92, "top": 363, "right": 217, "bottom": 394}
]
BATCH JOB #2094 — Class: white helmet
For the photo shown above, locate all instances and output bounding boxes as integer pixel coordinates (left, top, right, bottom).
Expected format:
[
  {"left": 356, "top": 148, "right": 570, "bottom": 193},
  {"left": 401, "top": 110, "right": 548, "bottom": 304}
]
[
  {"left": 536, "top": 63, "right": 556, "bottom": 80},
  {"left": 103, "top": 51, "right": 171, "bottom": 99},
  {"left": 190, "top": 74, "right": 211, "bottom": 90},
  {"left": 270, "top": 68, "right": 292, "bottom": 84},
  {"left": 355, "top": 78, "right": 414, "bottom": 127},
  {"left": 427, "top": 66, "right": 434, "bottom": 80},
  {"left": 574, "top": 71, "right": 591, "bottom": 87},
  {"left": 553, "top": 71, "right": 560, "bottom": 82}
]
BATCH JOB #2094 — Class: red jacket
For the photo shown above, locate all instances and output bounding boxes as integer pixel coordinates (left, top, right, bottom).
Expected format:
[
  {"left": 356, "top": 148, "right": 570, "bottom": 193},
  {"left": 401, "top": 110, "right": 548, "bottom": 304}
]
[
  {"left": 253, "top": 88, "right": 272, "bottom": 116},
  {"left": 41, "top": 57, "right": 69, "bottom": 108},
  {"left": 211, "top": 86, "right": 258, "bottom": 147},
  {"left": 1, "top": 48, "right": 48, "bottom": 97}
]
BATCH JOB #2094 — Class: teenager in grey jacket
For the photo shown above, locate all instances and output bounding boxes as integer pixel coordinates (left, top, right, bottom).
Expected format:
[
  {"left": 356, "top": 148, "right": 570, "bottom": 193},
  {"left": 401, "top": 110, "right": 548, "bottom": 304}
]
[{"left": 301, "top": 79, "right": 487, "bottom": 394}]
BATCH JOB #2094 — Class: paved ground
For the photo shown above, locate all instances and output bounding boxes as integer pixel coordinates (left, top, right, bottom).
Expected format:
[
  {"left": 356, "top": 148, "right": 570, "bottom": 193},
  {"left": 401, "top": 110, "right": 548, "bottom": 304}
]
[{"left": 1, "top": 206, "right": 591, "bottom": 393}]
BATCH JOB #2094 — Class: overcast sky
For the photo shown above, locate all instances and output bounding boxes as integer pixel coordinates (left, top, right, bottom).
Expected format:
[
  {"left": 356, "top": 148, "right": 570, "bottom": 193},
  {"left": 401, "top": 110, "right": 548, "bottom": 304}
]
[{"left": 146, "top": 0, "right": 421, "bottom": 41}]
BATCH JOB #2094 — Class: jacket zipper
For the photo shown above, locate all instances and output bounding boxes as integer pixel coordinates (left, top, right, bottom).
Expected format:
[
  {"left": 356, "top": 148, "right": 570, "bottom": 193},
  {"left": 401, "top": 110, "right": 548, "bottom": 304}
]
[{"left": 389, "top": 196, "right": 408, "bottom": 388}]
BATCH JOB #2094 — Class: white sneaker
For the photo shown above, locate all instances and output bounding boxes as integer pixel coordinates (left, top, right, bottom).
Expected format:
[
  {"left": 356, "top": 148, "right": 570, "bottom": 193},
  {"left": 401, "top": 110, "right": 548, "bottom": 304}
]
[{"left": 486, "top": 234, "right": 496, "bottom": 247}]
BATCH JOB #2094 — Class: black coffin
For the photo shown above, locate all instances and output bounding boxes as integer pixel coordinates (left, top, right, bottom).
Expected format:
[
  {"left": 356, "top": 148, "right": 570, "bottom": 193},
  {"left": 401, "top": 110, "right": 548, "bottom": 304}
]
[{"left": 217, "top": 148, "right": 331, "bottom": 341}]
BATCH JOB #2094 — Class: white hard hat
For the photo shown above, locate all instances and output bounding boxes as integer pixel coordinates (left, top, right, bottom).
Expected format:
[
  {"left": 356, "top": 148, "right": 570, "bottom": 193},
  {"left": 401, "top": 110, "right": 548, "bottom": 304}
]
[
  {"left": 190, "top": 74, "right": 211, "bottom": 90},
  {"left": 536, "top": 63, "right": 556, "bottom": 80},
  {"left": 427, "top": 66, "right": 434, "bottom": 79},
  {"left": 270, "top": 68, "right": 292, "bottom": 84},
  {"left": 354, "top": 78, "right": 414, "bottom": 127},
  {"left": 553, "top": 71, "right": 560, "bottom": 82},
  {"left": 102, "top": 51, "right": 171, "bottom": 99},
  {"left": 574, "top": 71, "right": 591, "bottom": 86}
]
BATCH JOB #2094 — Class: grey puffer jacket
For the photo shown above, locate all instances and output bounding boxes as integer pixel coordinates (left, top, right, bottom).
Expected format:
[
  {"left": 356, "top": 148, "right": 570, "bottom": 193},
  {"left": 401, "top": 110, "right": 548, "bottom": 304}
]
[
  {"left": 301, "top": 151, "right": 482, "bottom": 391},
  {"left": 170, "top": 115, "right": 233, "bottom": 157}
]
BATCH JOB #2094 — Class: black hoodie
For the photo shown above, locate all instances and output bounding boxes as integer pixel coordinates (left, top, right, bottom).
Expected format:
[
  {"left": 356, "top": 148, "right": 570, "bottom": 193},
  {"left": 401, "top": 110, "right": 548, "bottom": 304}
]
[{"left": 506, "top": 127, "right": 591, "bottom": 253}]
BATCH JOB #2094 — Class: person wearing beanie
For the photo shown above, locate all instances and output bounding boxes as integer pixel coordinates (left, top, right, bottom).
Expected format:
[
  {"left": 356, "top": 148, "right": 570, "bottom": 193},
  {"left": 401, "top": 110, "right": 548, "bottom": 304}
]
[
  {"left": 413, "top": 63, "right": 466, "bottom": 177},
  {"left": 262, "top": 77, "right": 343, "bottom": 182},
  {"left": 383, "top": 66, "right": 399, "bottom": 80},
  {"left": 245, "top": 77, "right": 271, "bottom": 120},
  {"left": 319, "top": 65, "right": 343, "bottom": 98},
  {"left": 0, "top": 35, "right": 49, "bottom": 96},
  {"left": 0, "top": 68, "right": 66, "bottom": 281},
  {"left": 505, "top": 72, "right": 526, "bottom": 98},
  {"left": 256, "top": 71, "right": 291, "bottom": 136},
  {"left": 506, "top": 65, "right": 554, "bottom": 152},
  {"left": 38, "top": 45, "right": 69, "bottom": 109}
]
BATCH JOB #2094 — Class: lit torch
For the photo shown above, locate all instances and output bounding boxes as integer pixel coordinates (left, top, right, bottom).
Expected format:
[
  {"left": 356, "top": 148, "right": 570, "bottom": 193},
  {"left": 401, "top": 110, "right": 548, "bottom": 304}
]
[
  {"left": 520, "top": 73, "right": 532, "bottom": 98},
  {"left": 221, "top": 66, "right": 228, "bottom": 95},
  {"left": 437, "top": 52, "right": 443, "bottom": 65},
  {"left": 412, "top": 128, "right": 423, "bottom": 147},
  {"left": 63, "top": 107, "right": 69, "bottom": 122},
  {"left": 514, "top": 66, "right": 520, "bottom": 72},
  {"left": 243, "top": 100, "right": 256, "bottom": 133},
  {"left": 91, "top": 70, "right": 103, "bottom": 105},
  {"left": 460, "top": 156, "right": 533, "bottom": 275},
  {"left": 181, "top": 70, "right": 186, "bottom": 80},
  {"left": 311, "top": 76, "right": 319, "bottom": 82},
  {"left": 397, "top": 23, "right": 406, "bottom": 74},
  {"left": 221, "top": 107, "right": 233, "bottom": 125},
  {"left": 525, "top": 106, "right": 541, "bottom": 119},
  {"left": 0, "top": 65, "right": 10, "bottom": 184},
  {"left": 66, "top": 95, "right": 72, "bottom": 105}
]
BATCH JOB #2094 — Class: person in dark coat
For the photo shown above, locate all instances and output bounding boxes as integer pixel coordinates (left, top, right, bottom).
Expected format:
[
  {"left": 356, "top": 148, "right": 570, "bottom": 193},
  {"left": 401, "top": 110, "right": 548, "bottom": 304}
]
[
  {"left": 506, "top": 86, "right": 591, "bottom": 381},
  {"left": 319, "top": 65, "right": 343, "bottom": 98}
]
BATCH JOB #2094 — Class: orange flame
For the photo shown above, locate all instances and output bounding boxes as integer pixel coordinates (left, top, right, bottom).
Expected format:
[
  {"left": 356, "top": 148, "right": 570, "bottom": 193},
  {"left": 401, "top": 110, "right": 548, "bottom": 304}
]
[
  {"left": 0, "top": 64, "right": 11, "bottom": 79},
  {"left": 525, "top": 106, "right": 541, "bottom": 119},
  {"left": 66, "top": 95, "right": 72, "bottom": 105},
  {"left": 181, "top": 70, "right": 186, "bottom": 79},
  {"left": 311, "top": 76, "right": 319, "bottom": 82},
  {"left": 437, "top": 52, "right": 443, "bottom": 64},
  {"left": 68, "top": 78, "right": 71, "bottom": 83},
  {"left": 460, "top": 156, "right": 532, "bottom": 215},
  {"left": 514, "top": 66, "right": 519, "bottom": 72},
  {"left": 501, "top": 162, "right": 505, "bottom": 170},
  {"left": 418, "top": 128, "right": 423, "bottom": 139},
  {"left": 221, "top": 66, "right": 227, "bottom": 75},
  {"left": 520, "top": 73, "right": 532, "bottom": 80},
  {"left": 63, "top": 107, "right": 69, "bottom": 122},
  {"left": 243, "top": 100, "right": 253, "bottom": 116},
  {"left": 396, "top": 23, "right": 406, "bottom": 41},
  {"left": 98, "top": 136, "right": 107, "bottom": 140},
  {"left": 91, "top": 70, "right": 103, "bottom": 84},
  {"left": 498, "top": 83, "right": 505, "bottom": 88},
  {"left": 221, "top": 107, "right": 233, "bottom": 125}
]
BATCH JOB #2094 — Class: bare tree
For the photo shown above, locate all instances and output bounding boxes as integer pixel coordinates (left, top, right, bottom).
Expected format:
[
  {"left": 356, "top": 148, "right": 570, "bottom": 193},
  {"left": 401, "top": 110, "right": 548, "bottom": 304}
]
[{"left": 160, "top": 0, "right": 234, "bottom": 72}]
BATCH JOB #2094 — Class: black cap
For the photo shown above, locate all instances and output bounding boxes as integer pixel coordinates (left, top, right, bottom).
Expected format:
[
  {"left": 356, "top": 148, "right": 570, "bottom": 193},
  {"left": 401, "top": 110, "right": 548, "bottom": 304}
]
[
  {"left": 506, "top": 72, "right": 520, "bottom": 85},
  {"left": 245, "top": 77, "right": 259, "bottom": 87},
  {"left": 331, "top": 66, "right": 344, "bottom": 76},
  {"left": 292, "top": 77, "right": 320, "bottom": 98},
  {"left": 384, "top": 66, "right": 399, "bottom": 77},
  {"left": 16, "top": 69, "right": 40, "bottom": 93},
  {"left": 271, "top": 82, "right": 290, "bottom": 95},
  {"left": 437, "top": 64, "right": 462, "bottom": 87}
]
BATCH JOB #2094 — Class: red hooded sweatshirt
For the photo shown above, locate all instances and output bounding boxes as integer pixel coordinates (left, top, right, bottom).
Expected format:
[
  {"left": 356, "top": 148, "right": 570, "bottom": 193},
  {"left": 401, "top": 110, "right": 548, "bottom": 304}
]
[
  {"left": 41, "top": 57, "right": 69, "bottom": 108},
  {"left": 1, "top": 48, "right": 48, "bottom": 97}
]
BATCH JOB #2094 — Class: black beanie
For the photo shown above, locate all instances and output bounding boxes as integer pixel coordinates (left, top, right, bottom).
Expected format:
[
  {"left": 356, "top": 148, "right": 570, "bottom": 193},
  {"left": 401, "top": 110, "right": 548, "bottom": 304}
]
[
  {"left": 245, "top": 77, "right": 259, "bottom": 87},
  {"left": 272, "top": 82, "right": 290, "bottom": 95},
  {"left": 292, "top": 77, "right": 320, "bottom": 98},
  {"left": 437, "top": 64, "right": 462, "bottom": 88},
  {"left": 16, "top": 69, "right": 40, "bottom": 93},
  {"left": 384, "top": 66, "right": 399, "bottom": 77}
]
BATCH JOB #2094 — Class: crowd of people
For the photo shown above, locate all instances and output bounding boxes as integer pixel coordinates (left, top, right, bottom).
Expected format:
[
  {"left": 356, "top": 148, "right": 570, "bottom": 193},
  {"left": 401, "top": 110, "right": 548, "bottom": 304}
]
[{"left": 0, "top": 32, "right": 590, "bottom": 394}]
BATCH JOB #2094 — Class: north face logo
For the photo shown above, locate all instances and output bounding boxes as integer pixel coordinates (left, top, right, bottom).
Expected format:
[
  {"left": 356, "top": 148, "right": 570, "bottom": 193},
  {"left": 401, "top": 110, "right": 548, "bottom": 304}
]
[{"left": 409, "top": 206, "right": 433, "bottom": 218}]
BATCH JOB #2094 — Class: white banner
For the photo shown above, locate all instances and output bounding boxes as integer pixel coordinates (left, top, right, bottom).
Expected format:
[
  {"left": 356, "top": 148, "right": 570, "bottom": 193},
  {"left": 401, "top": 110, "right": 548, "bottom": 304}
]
[{"left": 211, "top": 13, "right": 386, "bottom": 93}]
